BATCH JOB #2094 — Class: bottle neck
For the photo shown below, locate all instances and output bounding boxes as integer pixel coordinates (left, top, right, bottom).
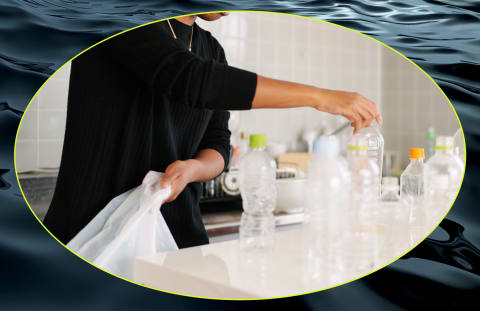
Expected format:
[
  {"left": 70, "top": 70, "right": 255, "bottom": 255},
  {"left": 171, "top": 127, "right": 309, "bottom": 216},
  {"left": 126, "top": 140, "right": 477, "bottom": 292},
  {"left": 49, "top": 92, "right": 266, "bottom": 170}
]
[
  {"left": 250, "top": 146, "right": 266, "bottom": 152},
  {"left": 409, "top": 158, "right": 424, "bottom": 164},
  {"left": 435, "top": 148, "right": 453, "bottom": 156},
  {"left": 347, "top": 149, "right": 368, "bottom": 157}
]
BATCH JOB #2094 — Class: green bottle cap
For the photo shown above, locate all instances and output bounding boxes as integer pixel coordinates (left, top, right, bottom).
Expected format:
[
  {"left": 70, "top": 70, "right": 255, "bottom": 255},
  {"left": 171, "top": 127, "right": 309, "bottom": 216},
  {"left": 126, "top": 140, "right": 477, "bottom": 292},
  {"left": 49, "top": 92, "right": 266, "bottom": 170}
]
[
  {"left": 249, "top": 134, "right": 267, "bottom": 148},
  {"left": 427, "top": 127, "right": 436, "bottom": 140}
]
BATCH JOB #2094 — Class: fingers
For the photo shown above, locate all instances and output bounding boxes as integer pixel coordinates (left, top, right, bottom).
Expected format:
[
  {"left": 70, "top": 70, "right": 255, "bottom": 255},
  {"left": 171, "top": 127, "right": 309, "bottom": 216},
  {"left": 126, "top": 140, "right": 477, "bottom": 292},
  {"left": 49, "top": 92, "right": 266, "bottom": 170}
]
[
  {"left": 357, "top": 105, "right": 374, "bottom": 127},
  {"left": 375, "top": 113, "right": 383, "bottom": 126},
  {"left": 361, "top": 96, "right": 382, "bottom": 126},
  {"left": 319, "top": 89, "right": 382, "bottom": 134},
  {"left": 165, "top": 180, "right": 180, "bottom": 203},
  {"left": 161, "top": 160, "right": 192, "bottom": 203},
  {"left": 347, "top": 106, "right": 374, "bottom": 134},
  {"left": 165, "top": 178, "right": 187, "bottom": 203},
  {"left": 345, "top": 110, "right": 362, "bottom": 134},
  {"left": 351, "top": 93, "right": 382, "bottom": 132}
]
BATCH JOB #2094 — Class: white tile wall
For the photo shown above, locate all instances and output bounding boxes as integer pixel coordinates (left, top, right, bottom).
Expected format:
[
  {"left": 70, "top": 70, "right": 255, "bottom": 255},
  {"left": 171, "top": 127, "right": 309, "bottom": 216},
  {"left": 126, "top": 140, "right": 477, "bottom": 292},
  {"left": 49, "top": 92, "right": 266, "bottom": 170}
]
[
  {"left": 16, "top": 63, "right": 70, "bottom": 172},
  {"left": 380, "top": 50, "right": 459, "bottom": 168},
  {"left": 15, "top": 13, "right": 460, "bottom": 172}
]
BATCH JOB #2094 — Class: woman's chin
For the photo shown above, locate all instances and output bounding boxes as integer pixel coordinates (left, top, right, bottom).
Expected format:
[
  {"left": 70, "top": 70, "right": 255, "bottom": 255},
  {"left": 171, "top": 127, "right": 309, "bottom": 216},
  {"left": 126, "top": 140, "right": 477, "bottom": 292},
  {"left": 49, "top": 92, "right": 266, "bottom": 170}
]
[{"left": 198, "top": 12, "right": 229, "bottom": 21}]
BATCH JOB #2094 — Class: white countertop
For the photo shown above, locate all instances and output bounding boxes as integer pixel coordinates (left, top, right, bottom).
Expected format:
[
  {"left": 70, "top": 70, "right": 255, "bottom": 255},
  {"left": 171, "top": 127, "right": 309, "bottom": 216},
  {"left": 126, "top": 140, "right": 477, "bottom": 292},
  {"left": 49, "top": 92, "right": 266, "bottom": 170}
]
[
  {"left": 204, "top": 211, "right": 303, "bottom": 231},
  {"left": 133, "top": 225, "right": 405, "bottom": 299}
]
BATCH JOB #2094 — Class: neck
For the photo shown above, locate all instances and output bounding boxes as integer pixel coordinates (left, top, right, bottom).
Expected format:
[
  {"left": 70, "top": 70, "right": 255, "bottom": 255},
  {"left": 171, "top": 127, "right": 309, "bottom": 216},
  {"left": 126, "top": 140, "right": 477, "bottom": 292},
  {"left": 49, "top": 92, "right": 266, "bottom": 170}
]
[{"left": 175, "top": 16, "right": 196, "bottom": 26}]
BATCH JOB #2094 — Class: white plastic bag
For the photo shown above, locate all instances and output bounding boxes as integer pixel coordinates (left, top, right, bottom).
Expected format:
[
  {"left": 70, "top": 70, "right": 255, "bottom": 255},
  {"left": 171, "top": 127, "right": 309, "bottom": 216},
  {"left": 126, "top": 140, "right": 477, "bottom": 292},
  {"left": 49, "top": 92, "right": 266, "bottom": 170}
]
[{"left": 67, "top": 171, "right": 178, "bottom": 279}]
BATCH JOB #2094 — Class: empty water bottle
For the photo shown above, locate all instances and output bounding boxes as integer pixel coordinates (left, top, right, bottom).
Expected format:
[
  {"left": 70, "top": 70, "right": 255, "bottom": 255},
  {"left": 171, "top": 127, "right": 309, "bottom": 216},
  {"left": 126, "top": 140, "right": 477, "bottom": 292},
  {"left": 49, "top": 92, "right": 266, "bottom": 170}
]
[
  {"left": 425, "top": 174, "right": 450, "bottom": 228},
  {"left": 238, "top": 134, "right": 277, "bottom": 249},
  {"left": 378, "top": 177, "right": 409, "bottom": 262},
  {"left": 346, "top": 135, "right": 380, "bottom": 273},
  {"left": 399, "top": 148, "right": 428, "bottom": 246},
  {"left": 400, "top": 148, "right": 425, "bottom": 206},
  {"left": 425, "top": 136, "right": 464, "bottom": 216},
  {"left": 305, "top": 136, "right": 350, "bottom": 279}
]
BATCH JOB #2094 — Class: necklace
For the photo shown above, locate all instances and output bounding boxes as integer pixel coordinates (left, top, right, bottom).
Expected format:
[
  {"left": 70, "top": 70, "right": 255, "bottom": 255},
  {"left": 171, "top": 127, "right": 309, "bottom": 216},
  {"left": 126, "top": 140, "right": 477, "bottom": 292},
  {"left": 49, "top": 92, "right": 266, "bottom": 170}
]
[{"left": 167, "top": 19, "right": 194, "bottom": 52}]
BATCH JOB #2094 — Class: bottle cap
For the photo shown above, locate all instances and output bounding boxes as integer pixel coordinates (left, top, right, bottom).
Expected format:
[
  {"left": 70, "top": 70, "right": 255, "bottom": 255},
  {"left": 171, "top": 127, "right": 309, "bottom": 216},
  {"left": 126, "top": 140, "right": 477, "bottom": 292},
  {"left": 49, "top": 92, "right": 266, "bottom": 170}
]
[
  {"left": 427, "top": 127, "right": 436, "bottom": 140},
  {"left": 409, "top": 148, "right": 425, "bottom": 159},
  {"left": 249, "top": 134, "right": 267, "bottom": 148},
  {"left": 313, "top": 136, "right": 340, "bottom": 156}
]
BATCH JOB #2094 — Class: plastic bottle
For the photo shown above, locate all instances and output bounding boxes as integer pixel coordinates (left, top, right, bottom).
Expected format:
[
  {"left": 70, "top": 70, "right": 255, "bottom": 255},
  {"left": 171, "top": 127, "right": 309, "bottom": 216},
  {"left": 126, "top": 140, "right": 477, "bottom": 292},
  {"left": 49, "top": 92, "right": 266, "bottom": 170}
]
[
  {"left": 238, "top": 134, "right": 277, "bottom": 249},
  {"left": 304, "top": 136, "right": 350, "bottom": 279},
  {"left": 400, "top": 148, "right": 427, "bottom": 246},
  {"left": 378, "top": 177, "right": 409, "bottom": 262},
  {"left": 424, "top": 174, "right": 450, "bottom": 229},
  {"left": 357, "top": 124, "right": 384, "bottom": 180},
  {"left": 425, "top": 136, "right": 464, "bottom": 216},
  {"left": 426, "top": 127, "right": 436, "bottom": 160},
  {"left": 400, "top": 148, "right": 425, "bottom": 206},
  {"left": 346, "top": 135, "right": 380, "bottom": 273}
]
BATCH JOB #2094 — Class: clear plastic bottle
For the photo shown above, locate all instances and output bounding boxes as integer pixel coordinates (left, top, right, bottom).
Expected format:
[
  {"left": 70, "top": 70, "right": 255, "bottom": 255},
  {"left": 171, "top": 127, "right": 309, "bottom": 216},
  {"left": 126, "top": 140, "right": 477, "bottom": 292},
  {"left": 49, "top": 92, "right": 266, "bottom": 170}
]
[
  {"left": 378, "top": 177, "right": 409, "bottom": 262},
  {"left": 400, "top": 148, "right": 427, "bottom": 246},
  {"left": 238, "top": 134, "right": 277, "bottom": 249},
  {"left": 346, "top": 135, "right": 380, "bottom": 273},
  {"left": 425, "top": 175, "right": 450, "bottom": 228},
  {"left": 357, "top": 124, "right": 384, "bottom": 180},
  {"left": 305, "top": 136, "right": 350, "bottom": 279},
  {"left": 426, "top": 127, "right": 436, "bottom": 161},
  {"left": 425, "top": 136, "right": 464, "bottom": 215},
  {"left": 400, "top": 148, "right": 425, "bottom": 206}
]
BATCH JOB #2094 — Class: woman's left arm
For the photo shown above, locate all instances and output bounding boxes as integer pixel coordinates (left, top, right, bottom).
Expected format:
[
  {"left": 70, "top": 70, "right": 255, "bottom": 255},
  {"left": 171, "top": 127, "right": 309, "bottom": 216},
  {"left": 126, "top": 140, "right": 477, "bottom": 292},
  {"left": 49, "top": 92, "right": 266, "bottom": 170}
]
[
  {"left": 160, "top": 110, "right": 230, "bottom": 203},
  {"left": 160, "top": 149, "right": 225, "bottom": 203}
]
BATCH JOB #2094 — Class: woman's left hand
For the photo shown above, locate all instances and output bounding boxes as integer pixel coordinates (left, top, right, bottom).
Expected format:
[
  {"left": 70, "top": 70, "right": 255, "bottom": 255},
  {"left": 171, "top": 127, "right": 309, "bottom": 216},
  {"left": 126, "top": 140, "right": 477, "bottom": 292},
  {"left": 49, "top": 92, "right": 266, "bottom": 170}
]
[{"left": 160, "top": 159, "right": 200, "bottom": 203}]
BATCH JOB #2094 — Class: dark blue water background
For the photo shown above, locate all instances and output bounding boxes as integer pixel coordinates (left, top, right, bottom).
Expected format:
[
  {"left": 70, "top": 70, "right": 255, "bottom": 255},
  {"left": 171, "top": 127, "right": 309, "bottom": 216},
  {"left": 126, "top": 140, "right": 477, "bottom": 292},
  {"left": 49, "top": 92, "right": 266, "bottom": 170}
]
[{"left": 1, "top": 0, "right": 479, "bottom": 309}]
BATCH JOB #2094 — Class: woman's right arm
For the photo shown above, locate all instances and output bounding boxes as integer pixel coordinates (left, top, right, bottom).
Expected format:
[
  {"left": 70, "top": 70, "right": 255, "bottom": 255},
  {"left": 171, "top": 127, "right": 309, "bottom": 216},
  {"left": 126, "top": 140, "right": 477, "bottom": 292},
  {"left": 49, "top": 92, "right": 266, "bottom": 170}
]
[{"left": 107, "top": 22, "right": 381, "bottom": 132}]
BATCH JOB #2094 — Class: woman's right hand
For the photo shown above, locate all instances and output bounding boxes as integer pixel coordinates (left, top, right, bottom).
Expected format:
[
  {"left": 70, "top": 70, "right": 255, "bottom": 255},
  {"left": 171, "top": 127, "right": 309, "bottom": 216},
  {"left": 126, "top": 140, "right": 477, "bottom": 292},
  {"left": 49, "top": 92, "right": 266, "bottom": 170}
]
[{"left": 315, "top": 89, "right": 382, "bottom": 134}]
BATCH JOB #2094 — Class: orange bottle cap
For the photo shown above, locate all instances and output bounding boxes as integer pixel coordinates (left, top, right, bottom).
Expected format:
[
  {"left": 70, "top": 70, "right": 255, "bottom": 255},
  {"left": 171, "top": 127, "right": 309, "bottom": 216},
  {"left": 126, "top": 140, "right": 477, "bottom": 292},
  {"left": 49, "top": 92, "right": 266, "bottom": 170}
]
[{"left": 409, "top": 148, "right": 425, "bottom": 159}]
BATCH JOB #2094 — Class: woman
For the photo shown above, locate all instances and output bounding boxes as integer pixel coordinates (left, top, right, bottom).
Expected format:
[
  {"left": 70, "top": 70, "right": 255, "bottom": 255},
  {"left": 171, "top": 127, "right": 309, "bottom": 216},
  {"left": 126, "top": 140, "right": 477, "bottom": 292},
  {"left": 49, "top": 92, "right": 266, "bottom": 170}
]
[{"left": 44, "top": 13, "right": 381, "bottom": 249}]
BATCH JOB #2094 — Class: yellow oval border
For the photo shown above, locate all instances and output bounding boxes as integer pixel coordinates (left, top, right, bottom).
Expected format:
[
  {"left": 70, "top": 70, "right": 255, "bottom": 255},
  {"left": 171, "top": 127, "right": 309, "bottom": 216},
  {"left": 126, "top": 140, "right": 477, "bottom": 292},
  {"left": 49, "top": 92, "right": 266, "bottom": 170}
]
[{"left": 13, "top": 10, "right": 467, "bottom": 301}]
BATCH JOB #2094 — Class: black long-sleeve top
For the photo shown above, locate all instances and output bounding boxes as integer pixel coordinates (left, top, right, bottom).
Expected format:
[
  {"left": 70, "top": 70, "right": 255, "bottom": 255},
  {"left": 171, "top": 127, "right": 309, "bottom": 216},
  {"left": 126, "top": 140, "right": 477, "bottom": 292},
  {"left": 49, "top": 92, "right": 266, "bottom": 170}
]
[{"left": 43, "top": 19, "right": 257, "bottom": 248}]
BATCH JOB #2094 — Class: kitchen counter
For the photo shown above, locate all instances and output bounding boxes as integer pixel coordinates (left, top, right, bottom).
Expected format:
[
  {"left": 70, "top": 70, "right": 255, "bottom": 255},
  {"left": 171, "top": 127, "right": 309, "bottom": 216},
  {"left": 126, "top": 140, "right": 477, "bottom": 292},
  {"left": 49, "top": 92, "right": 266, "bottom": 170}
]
[
  {"left": 133, "top": 226, "right": 395, "bottom": 299},
  {"left": 203, "top": 210, "right": 304, "bottom": 237}
]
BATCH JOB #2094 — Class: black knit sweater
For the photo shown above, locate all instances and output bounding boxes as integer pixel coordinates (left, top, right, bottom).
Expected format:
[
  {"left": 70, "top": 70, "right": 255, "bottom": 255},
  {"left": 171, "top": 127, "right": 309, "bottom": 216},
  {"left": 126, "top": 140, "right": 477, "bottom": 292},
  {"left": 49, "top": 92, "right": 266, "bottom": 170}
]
[{"left": 43, "top": 19, "right": 257, "bottom": 248}]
